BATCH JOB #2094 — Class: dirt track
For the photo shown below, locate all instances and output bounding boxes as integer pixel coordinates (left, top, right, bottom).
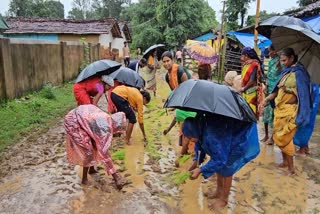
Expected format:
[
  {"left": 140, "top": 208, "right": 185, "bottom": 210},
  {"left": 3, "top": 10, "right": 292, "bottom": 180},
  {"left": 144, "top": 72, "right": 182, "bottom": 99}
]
[{"left": 1, "top": 72, "right": 320, "bottom": 214}]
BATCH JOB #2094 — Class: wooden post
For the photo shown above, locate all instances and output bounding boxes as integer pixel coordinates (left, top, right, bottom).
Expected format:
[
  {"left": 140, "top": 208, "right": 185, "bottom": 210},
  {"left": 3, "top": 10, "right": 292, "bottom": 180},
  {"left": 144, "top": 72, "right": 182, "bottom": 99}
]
[
  {"left": 218, "top": 0, "right": 226, "bottom": 83},
  {"left": 254, "top": 0, "right": 261, "bottom": 52}
]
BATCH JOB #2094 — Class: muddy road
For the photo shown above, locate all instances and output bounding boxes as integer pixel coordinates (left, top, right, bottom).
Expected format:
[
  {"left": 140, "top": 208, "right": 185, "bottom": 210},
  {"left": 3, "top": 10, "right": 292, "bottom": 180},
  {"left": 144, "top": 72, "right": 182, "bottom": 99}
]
[{"left": 1, "top": 72, "right": 320, "bottom": 214}]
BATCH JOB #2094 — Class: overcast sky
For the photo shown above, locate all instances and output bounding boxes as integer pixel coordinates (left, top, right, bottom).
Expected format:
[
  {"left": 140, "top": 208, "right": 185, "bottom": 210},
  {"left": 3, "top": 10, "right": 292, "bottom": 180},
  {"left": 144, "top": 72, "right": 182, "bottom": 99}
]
[{"left": 0, "top": 0, "right": 298, "bottom": 19}]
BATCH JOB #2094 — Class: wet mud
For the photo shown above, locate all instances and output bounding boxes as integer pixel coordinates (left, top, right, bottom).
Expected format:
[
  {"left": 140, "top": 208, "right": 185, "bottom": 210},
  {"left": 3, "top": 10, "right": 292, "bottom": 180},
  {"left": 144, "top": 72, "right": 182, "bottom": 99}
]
[{"left": 1, "top": 72, "right": 320, "bottom": 214}]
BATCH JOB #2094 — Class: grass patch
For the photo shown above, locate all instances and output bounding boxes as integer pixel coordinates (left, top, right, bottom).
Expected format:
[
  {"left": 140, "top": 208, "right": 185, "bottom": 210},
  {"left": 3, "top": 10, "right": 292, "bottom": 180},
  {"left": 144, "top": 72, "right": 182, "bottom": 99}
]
[
  {"left": 168, "top": 172, "right": 191, "bottom": 185},
  {"left": 0, "top": 83, "right": 75, "bottom": 153},
  {"left": 111, "top": 149, "right": 125, "bottom": 161}
]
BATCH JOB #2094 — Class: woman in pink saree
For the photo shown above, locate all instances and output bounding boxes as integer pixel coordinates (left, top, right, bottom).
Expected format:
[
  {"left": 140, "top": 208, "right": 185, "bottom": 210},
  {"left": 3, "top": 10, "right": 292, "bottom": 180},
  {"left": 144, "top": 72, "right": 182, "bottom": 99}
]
[{"left": 64, "top": 104, "right": 126, "bottom": 189}]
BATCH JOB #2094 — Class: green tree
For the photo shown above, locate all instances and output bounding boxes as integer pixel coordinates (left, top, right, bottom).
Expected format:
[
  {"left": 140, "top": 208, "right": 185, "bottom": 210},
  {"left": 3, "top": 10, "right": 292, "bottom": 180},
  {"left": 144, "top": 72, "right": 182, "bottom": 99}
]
[
  {"left": 68, "top": 0, "right": 131, "bottom": 20},
  {"left": 8, "top": 0, "right": 34, "bottom": 17},
  {"left": 297, "top": 0, "right": 318, "bottom": 6},
  {"left": 246, "top": 10, "right": 278, "bottom": 26},
  {"left": 225, "top": 0, "right": 254, "bottom": 30},
  {"left": 68, "top": 0, "right": 92, "bottom": 19},
  {"left": 123, "top": 0, "right": 218, "bottom": 49},
  {"left": 8, "top": 0, "right": 64, "bottom": 18},
  {"left": 31, "top": 0, "right": 64, "bottom": 18}
]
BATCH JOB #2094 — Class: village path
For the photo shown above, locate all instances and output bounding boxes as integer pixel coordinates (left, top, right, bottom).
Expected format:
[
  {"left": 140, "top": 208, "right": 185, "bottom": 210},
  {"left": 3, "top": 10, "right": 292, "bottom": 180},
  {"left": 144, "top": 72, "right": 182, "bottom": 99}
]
[{"left": 0, "top": 71, "right": 320, "bottom": 214}]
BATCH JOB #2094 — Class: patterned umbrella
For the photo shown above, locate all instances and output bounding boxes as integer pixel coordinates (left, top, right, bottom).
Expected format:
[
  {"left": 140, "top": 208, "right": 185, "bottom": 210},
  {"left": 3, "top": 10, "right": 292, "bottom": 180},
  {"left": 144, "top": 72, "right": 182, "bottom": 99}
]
[{"left": 185, "top": 41, "right": 218, "bottom": 64}]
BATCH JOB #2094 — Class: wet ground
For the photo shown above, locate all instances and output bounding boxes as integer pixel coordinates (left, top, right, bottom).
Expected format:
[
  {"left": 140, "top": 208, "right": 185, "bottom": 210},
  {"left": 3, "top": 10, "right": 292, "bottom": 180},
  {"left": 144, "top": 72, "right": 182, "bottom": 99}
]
[{"left": 1, "top": 71, "right": 320, "bottom": 214}]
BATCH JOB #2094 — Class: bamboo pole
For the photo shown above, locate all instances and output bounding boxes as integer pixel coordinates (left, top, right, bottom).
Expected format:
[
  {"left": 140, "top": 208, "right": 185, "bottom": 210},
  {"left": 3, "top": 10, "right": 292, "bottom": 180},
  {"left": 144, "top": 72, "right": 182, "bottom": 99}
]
[
  {"left": 217, "top": 0, "right": 226, "bottom": 83},
  {"left": 253, "top": 0, "right": 261, "bottom": 52}
]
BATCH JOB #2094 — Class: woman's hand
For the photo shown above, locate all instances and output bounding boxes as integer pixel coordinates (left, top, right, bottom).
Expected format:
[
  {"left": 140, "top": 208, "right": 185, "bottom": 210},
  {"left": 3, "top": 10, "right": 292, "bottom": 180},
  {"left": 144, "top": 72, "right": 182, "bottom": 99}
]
[{"left": 190, "top": 167, "right": 201, "bottom": 180}]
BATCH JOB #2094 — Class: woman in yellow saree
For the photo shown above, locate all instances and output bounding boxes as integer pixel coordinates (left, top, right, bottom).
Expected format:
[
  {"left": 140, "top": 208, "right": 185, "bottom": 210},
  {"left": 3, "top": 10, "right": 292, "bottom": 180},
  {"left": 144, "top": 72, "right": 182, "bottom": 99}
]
[
  {"left": 260, "top": 48, "right": 311, "bottom": 175},
  {"left": 240, "top": 47, "right": 264, "bottom": 118}
]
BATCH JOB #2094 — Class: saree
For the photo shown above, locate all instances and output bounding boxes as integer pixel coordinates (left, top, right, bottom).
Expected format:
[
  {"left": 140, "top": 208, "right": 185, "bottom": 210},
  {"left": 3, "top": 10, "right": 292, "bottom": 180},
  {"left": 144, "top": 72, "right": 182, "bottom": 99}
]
[
  {"left": 241, "top": 59, "right": 263, "bottom": 117},
  {"left": 64, "top": 105, "right": 126, "bottom": 175},
  {"left": 144, "top": 55, "right": 158, "bottom": 91},
  {"left": 273, "top": 73, "right": 298, "bottom": 156},
  {"left": 262, "top": 56, "right": 281, "bottom": 124}
]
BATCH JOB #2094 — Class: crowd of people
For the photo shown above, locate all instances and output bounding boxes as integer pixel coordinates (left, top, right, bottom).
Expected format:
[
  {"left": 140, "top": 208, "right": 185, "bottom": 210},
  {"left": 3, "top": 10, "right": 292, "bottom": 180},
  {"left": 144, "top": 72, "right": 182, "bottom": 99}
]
[{"left": 63, "top": 41, "right": 319, "bottom": 210}]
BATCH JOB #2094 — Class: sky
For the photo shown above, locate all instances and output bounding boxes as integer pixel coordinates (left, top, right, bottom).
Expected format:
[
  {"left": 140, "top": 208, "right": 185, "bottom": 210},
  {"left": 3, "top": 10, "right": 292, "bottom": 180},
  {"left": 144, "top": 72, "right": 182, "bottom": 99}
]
[{"left": 0, "top": 0, "right": 298, "bottom": 19}]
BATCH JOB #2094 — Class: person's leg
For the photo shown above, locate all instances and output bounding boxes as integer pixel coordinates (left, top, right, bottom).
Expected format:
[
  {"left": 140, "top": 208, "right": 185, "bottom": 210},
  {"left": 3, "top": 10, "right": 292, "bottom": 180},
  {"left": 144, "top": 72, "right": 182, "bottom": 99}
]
[
  {"left": 205, "top": 174, "right": 223, "bottom": 199},
  {"left": 112, "top": 172, "right": 126, "bottom": 190},
  {"left": 82, "top": 167, "right": 89, "bottom": 184},
  {"left": 125, "top": 123, "right": 134, "bottom": 145},
  {"left": 180, "top": 136, "right": 189, "bottom": 155},
  {"left": 88, "top": 166, "right": 98, "bottom": 174},
  {"left": 296, "top": 146, "right": 307, "bottom": 156},
  {"left": 209, "top": 175, "right": 231, "bottom": 210},
  {"left": 261, "top": 123, "right": 269, "bottom": 142},
  {"left": 287, "top": 155, "right": 295, "bottom": 175},
  {"left": 278, "top": 152, "right": 288, "bottom": 168}
]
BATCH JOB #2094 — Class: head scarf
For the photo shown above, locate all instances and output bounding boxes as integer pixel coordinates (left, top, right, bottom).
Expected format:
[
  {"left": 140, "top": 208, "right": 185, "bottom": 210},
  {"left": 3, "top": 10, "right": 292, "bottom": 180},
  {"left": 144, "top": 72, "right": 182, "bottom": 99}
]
[
  {"left": 182, "top": 117, "right": 201, "bottom": 139},
  {"left": 111, "top": 112, "right": 126, "bottom": 134},
  {"left": 241, "top": 47, "right": 262, "bottom": 65},
  {"left": 102, "top": 75, "right": 114, "bottom": 87}
]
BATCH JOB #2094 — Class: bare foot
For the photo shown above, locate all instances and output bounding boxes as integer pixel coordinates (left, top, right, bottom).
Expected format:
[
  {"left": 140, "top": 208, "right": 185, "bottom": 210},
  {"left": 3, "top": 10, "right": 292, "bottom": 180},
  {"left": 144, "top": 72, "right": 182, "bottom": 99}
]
[
  {"left": 278, "top": 162, "right": 288, "bottom": 168},
  {"left": 81, "top": 179, "right": 91, "bottom": 185},
  {"left": 125, "top": 140, "right": 132, "bottom": 145},
  {"left": 208, "top": 199, "right": 228, "bottom": 211},
  {"left": 188, "top": 161, "right": 197, "bottom": 171},
  {"left": 204, "top": 190, "right": 219, "bottom": 199},
  {"left": 285, "top": 170, "right": 296, "bottom": 176},
  {"left": 266, "top": 139, "right": 274, "bottom": 145},
  {"left": 88, "top": 166, "right": 98, "bottom": 174},
  {"left": 260, "top": 136, "right": 268, "bottom": 142},
  {"left": 296, "top": 150, "right": 306, "bottom": 157},
  {"left": 115, "top": 177, "right": 131, "bottom": 190}
]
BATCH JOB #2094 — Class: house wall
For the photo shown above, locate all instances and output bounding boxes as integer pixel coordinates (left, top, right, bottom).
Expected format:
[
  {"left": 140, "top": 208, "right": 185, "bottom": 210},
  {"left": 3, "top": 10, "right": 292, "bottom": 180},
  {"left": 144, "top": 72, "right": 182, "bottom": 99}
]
[
  {"left": 0, "top": 38, "right": 100, "bottom": 99},
  {"left": 58, "top": 34, "right": 99, "bottom": 43},
  {"left": 6, "top": 33, "right": 58, "bottom": 41}
]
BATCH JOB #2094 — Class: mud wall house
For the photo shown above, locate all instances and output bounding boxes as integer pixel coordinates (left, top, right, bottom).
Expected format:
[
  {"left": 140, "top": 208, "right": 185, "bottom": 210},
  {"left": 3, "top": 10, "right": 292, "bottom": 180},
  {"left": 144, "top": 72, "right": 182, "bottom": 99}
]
[
  {"left": 3, "top": 17, "right": 123, "bottom": 59},
  {"left": 115, "top": 21, "right": 132, "bottom": 58},
  {"left": 0, "top": 17, "right": 107, "bottom": 99}
]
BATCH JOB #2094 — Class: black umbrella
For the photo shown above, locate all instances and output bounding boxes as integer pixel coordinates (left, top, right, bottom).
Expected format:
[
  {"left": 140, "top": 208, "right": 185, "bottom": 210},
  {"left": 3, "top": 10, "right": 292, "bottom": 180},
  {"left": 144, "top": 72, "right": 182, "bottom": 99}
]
[
  {"left": 163, "top": 79, "right": 257, "bottom": 122},
  {"left": 142, "top": 44, "right": 166, "bottom": 60},
  {"left": 257, "top": 15, "right": 320, "bottom": 84},
  {"left": 256, "top": 15, "right": 313, "bottom": 38},
  {"left": 109, "top": 67, "right": 145, "bottom": 89},
  {"left": 75, "top": 60, "right": 121, "bottom": 83}
]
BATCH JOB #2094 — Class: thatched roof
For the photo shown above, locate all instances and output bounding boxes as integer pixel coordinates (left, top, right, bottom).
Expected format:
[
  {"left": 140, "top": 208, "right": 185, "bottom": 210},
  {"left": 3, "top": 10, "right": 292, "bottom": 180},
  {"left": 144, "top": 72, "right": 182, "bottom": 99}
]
[
  {"left": 284, "top": 1, "right": 320, "bottom": 18},
  {"left": 4, "top": 17, "right": 122, "bottom": 37},
  {"left": 118, "top": 21, "right": 132, "bottom": 42}
]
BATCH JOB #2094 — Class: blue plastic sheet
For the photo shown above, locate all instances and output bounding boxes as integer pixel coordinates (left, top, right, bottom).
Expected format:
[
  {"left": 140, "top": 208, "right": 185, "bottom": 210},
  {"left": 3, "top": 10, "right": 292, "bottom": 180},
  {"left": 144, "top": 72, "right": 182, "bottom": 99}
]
[
  {"left": 302, "top": 15, "right": 320, "bottom": 34},
  {"left": 227, "top": 31, "right": 271, "bottom": 48}
]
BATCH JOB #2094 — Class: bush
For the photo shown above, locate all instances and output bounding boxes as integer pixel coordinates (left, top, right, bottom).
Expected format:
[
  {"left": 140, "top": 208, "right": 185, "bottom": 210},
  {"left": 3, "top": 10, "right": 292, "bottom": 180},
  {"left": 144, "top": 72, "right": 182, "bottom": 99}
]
[{"left": 41, "top": 83, "right": 56, "bottom": 100}]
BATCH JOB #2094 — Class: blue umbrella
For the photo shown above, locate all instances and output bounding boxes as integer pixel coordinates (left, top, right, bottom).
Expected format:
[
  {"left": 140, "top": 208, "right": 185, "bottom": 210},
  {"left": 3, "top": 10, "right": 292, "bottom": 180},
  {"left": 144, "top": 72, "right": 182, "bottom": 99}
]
[
  {"left": 109, "top": 67, "right": 145, "bottom": 89},
  {"left": 75, "top": 60, "right": 121, "bottom": 83},
  {"left": 258, "top": 15, "right": 320, "bottom": 84},
  {"left": 256, "top": 15, "right": 313, "bottom": 38},
  {"left": 164, "top": 79, "right": 257, "bottom": 122}
]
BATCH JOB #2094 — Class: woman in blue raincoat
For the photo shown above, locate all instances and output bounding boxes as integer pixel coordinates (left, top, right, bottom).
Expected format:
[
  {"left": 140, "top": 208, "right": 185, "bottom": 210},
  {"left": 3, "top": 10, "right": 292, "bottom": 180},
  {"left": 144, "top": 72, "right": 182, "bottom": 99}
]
[
  {"left": 182, "top": 113, "right": 260, "bottom": 211},
  {"left": 294, "top": 83, "right": 319, "bottom": 155}
]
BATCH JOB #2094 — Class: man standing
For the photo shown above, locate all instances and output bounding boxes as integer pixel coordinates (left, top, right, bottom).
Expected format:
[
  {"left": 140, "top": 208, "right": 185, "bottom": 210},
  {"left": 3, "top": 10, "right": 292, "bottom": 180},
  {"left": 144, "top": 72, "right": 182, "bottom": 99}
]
[{"left": 123, "top": 41, "right": 130, "bottom": 67}]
